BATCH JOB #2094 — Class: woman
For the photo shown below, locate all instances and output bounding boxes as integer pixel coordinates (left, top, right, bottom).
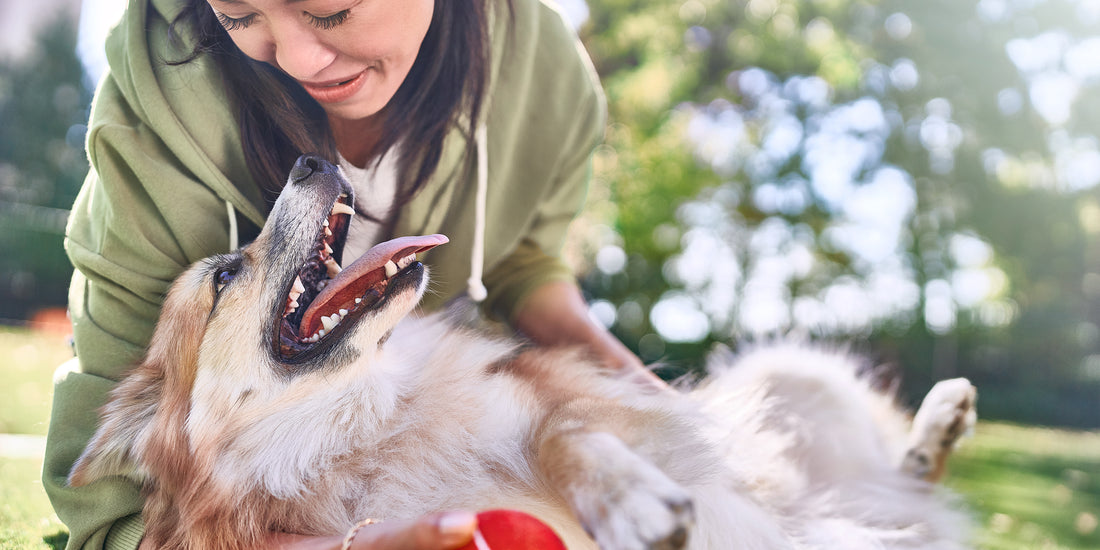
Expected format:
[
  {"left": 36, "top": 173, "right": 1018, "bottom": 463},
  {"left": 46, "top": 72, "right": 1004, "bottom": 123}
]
[{"left": 44, "top": 0, "right": 659, "bottom": 548}]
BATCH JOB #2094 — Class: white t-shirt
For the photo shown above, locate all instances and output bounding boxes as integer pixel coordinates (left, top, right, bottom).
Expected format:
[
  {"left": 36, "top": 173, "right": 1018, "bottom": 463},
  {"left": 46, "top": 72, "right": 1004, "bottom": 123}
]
[{"left": 337, "top": 150, "right": 399, "bottom": 264}]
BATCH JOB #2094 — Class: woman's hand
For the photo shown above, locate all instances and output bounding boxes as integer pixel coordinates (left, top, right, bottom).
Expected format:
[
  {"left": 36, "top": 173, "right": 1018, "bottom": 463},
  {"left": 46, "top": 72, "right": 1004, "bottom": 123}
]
[
  {"left": 512, "top": 280, "right": 669, "bottom": 393},
  {"left": 137, "top": 511, "right": 478, "bottom": 550}
]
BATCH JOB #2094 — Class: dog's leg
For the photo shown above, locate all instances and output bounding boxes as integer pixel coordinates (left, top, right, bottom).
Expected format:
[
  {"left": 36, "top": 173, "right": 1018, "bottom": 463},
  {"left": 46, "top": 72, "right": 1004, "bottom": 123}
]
[
  {"left": 535, "top": 414, "right": 696, "bottom": 550},
  {"left": 899, "top": 378, "right": 977, "bottom": 482}
]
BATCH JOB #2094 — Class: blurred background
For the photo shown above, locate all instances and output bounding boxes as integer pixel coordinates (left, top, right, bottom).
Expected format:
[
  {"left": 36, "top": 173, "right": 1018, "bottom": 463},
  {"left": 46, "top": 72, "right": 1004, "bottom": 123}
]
[{"left": 0, "top": 0, "right": 1098, "bottom": 548}]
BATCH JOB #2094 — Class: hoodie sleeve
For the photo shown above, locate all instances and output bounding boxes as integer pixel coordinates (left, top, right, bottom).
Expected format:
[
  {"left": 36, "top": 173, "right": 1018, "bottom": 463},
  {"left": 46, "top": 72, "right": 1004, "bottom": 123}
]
[
  {"left": 481, "top": 97, "right": 603, "bottom": 323},
  {"left": 480, "top": 1, "right": 607, "bottom": 322},
  {"left": 44, "top": 0, "right": 269, "bottom": 545},
  {"left": 43, "top": 72, "right": 238, "bottom": 550}
]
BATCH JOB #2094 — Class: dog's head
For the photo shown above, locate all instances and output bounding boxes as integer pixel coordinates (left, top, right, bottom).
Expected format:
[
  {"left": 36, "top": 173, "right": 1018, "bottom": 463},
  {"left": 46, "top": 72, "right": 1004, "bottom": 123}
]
[
  {"left": 199, "top": 153, "right": 446, "bottom": 369},
  {"left": 69, "top": 155, "right": 447, "bottom": 516}
]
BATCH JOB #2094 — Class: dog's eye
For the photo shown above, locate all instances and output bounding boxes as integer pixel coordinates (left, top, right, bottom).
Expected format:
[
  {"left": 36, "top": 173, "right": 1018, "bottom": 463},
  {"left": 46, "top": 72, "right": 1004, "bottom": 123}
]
[{"left": 214, "top": 267, "right": 238, "bottom": 293}]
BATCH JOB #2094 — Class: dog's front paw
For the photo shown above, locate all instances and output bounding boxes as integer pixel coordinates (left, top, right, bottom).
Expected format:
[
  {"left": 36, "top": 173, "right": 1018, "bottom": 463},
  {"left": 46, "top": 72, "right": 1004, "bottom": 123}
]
[
  {"left": 901, "top": 378, "right": 977, "bottom": 482},
  {"left": 572, "top": 445, "right": 696, "bottom": 549}
]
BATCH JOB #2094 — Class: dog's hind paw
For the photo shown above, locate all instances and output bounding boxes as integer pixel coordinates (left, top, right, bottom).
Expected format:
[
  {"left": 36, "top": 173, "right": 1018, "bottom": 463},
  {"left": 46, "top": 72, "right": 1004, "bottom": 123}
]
[{"left": 900, "top": 378, "right": 977, "bottom": 482}]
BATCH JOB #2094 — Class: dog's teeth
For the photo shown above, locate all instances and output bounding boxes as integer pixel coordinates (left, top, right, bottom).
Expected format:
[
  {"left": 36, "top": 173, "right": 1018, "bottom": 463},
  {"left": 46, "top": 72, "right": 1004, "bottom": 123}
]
[
  {"left": 325, "top": 227, "right": 333, "bottom": 238},
  {"left": 384, "top": 260, "right": 398, "bottom": 278},
  {"left": 339, "top": 308, "right": 348, "bottom": 316},
  {"left": 292, "top": 276, "right": 306, "bottom": 294},
  {"left": 330, "top": 202, "right": 354, "bottom": 216},
  {"left": 318, "top": 328, "right": 327, "bottom": 337},
  {"left": 397, "top": 254, "right": 416, "bottom": 269},
  {"left": 355, "top": 297, "right": 362, "bottom": 304},
  {"left": 325, "top": 258, "right": 342, "bottom": 277},
  {"left": 324, "top": 242, "right": 333, "bottom": 256},
  {"left": 322, "top": 219, "right": 329, "bottom": 227},
  {"left": 321, "top": 315, "right": 336, "bottom": 332}
]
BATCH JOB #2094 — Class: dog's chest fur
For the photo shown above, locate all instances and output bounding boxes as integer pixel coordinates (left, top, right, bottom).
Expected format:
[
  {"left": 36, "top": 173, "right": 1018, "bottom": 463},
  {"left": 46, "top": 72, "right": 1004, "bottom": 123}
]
[{"left": 213, "top": 314, "right": 599, "bottom": 540}]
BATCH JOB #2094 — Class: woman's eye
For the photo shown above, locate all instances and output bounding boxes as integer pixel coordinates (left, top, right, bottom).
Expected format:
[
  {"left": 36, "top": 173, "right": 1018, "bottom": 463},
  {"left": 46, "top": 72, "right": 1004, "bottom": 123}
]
[
  {"left": 307, "top": 9, "right": 350, "bottom": 30},
  {"left": 215, "top": 268, "right": 238, "bottom": 293},
  {"left": 215, "top": 12, "right": 257, "bottom": 31}
]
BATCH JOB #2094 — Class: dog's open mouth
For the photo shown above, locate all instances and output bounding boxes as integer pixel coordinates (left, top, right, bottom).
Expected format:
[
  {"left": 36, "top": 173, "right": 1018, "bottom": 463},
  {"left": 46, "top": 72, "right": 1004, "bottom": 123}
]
[{"left": 275, "top": 195, "right": 447, "bottom": 360}]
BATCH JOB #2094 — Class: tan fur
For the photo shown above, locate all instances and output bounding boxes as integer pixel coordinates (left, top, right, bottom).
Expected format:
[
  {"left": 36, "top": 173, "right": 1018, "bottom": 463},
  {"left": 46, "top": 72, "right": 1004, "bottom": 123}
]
[{"left": 70, "top": 168, "right": 976, "bottom": 550}]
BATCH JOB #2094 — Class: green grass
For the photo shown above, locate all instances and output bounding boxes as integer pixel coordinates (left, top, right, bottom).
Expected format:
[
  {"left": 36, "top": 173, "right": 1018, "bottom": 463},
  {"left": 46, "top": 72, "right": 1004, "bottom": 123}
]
[
  {"left": 948, "top": 422, "right": 1100, "bottom": 549},
  {"left": 0, "top": 330, "right": 70, "bottom": 436},
  {"left": 0, "top": 325, "right": 1096, "bottom": 549},
  {"left": 1, "top": 456, "right": 66, "bottom": 550},
  {"left": 0, "top": 328, "right": 71, "bottom": 550}
]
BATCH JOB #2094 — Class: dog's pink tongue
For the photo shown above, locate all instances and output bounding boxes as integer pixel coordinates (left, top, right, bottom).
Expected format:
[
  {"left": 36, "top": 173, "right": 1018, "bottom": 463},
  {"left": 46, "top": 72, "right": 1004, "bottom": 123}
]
[{"left": 298, "top": 234, "right": 448, "bottom": 339}]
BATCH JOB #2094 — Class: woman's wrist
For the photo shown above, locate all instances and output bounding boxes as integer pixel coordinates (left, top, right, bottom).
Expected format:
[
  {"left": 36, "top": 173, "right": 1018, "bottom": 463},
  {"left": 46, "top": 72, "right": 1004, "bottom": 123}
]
[
  {"left": 514, "top": 281, "right": 613, "bottom": 359},
  {"left": 512, "top": 280, "right": 669, "bottom": 391}
]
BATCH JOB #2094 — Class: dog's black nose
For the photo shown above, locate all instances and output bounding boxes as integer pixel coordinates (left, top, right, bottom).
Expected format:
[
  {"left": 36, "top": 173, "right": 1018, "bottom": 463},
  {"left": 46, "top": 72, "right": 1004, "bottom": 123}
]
[{"left": 289, "top": 154, "right": 340, "bottom": 185}]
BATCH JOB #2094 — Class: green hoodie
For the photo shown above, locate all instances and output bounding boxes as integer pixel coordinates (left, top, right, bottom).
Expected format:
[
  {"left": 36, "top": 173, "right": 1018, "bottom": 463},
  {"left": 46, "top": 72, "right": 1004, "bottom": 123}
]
[{"left": 43, "top": 0, "right": 606, "bottom": 547}]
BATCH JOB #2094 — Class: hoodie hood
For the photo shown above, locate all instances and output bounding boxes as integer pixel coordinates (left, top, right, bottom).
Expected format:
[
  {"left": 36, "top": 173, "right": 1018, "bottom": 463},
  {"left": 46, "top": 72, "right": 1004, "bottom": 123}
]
[{"left": 105, "top": 0, "right": 266, "bottom": 227}]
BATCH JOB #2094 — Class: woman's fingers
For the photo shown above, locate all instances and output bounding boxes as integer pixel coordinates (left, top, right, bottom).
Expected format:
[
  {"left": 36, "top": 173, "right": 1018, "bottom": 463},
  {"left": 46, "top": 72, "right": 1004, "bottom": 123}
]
[{"left": 351, "top": 511, "right": 478, "bottom": 550}]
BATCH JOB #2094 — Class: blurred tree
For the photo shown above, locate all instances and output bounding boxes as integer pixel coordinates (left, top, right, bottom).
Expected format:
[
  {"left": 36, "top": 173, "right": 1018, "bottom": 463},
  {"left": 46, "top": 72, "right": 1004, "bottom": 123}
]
[
  {"left": 579, "top": 0, "right": 1100, "bottom": 427},
  {"left": 0, "top": 14, "right": 90, "bottom": 322}
]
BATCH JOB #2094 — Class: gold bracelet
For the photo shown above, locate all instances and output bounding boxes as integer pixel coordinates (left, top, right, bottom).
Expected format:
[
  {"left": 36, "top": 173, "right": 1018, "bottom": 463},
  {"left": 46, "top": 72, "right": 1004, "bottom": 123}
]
[{"left": 340, "top": 518, "right": 377, "bottom": 550}]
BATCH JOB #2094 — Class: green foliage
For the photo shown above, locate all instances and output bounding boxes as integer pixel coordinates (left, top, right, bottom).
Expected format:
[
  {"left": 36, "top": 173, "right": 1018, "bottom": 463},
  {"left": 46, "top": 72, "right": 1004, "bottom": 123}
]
[
  {"left": 580, "top": 0, "right": 1100, "bottom": 426},
  {"left": 0, "top": 14, "right": 91, "bottom": 321}
]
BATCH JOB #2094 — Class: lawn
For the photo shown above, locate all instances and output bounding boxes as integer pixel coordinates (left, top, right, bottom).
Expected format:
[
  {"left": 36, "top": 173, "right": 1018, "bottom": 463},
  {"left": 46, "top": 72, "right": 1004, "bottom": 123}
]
[
  {"left": 0, "top": 328, "right": 71, "bottom": 550},
  {"left": 0, "top": 325, "right": 1096, "bottom": 549}
]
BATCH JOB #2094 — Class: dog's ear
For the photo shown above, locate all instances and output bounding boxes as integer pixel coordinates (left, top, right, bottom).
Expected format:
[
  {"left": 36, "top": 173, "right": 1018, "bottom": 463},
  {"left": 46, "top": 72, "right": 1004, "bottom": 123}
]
[
  {"left": 70, "top": 269, "right": 212, "bottom": 487},
  {"left": 68, "top": 362, "right": 165, "bottom": 486}
]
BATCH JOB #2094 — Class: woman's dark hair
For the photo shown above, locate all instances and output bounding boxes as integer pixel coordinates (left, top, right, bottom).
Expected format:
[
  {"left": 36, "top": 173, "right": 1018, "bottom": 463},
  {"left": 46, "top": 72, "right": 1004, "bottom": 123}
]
[{"left": 170, "top": 0, "right": 495, "bottom": 213}]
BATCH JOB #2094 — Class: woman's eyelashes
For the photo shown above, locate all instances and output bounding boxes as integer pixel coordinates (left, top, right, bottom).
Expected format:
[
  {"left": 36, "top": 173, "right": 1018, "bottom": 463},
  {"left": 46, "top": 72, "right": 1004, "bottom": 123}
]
[
  {"left": 215, "top": 12, "right": 257, "bottom": 31},
  {"left": 215, "top": 9, "right": 351, "bottom": 31},
  {"left": 307, "top": 10, "right": 351, "bottom": 30}
]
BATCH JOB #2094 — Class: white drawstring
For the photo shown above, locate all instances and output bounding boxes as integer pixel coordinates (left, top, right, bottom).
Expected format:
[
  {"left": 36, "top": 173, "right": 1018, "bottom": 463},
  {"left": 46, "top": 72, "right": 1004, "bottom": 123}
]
[
  {"left": 466, "top": 124, "right": 489, "bottom": 302},
  {"left": 225, "top": 201, "right": 239, "bottom": 250}
]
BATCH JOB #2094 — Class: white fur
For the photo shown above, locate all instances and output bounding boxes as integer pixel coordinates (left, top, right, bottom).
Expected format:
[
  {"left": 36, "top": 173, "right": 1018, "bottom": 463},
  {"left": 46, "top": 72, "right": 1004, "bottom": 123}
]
[
  {"left": 181, "top": 325, "right": 973, "bottom": 548},
  {"left": 72, "top": 181, "right": 976, "bottom": 549}
]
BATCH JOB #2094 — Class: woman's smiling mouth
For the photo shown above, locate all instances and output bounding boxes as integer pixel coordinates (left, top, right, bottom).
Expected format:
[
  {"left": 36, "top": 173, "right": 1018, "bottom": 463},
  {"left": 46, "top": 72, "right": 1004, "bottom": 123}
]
[{"left": 300, "top": 70, "right": 368, "bottom": 104}]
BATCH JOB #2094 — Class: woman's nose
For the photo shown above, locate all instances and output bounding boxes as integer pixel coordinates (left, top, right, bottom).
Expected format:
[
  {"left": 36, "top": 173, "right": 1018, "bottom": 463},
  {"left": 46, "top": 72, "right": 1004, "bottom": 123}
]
[{"left": 269, "top": 23, "right": 336, "bottom": 81}]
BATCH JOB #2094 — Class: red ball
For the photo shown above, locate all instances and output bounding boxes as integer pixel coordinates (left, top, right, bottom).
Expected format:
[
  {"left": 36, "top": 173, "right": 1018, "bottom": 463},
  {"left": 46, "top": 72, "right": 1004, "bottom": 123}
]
[{"left": 456, "top": 509, "right": 567, "bottom": 550}]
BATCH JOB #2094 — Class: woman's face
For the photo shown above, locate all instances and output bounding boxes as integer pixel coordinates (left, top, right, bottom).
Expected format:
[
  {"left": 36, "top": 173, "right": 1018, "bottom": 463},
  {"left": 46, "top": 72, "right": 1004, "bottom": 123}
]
[{"left": 205, "top": 0, "right": 434, "bottom": 123}]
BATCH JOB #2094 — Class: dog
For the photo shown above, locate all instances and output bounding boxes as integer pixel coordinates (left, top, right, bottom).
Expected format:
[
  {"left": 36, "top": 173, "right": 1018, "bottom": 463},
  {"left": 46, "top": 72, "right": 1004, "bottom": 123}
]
[{"left": 70, "top": 155, "right": 977, "bottom": 549}]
